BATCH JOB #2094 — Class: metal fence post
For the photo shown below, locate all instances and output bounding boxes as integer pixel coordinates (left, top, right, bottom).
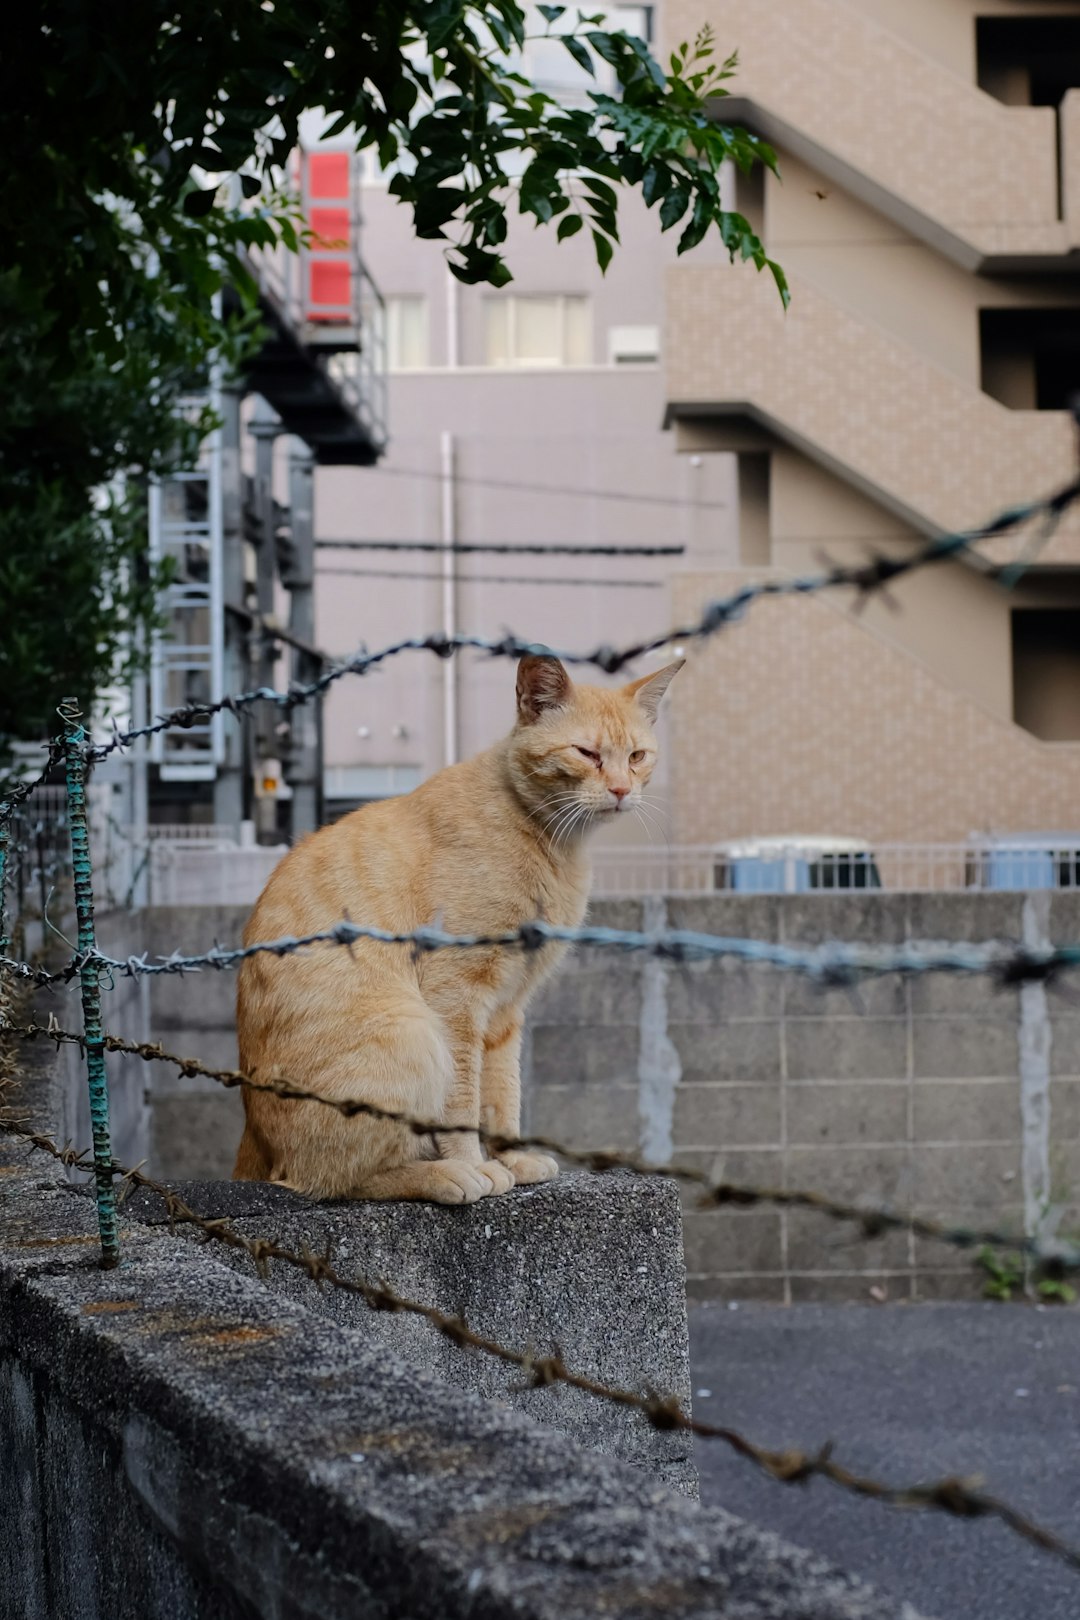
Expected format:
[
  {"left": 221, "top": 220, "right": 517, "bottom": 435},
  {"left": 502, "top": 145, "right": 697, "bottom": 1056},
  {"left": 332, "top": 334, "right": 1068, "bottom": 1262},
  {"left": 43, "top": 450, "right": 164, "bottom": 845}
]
[
  {"left": 0, "top": 819, "right": 8, "bottom": 958},
  {"left": 61, "top": 698, "right": 120, "bottom": 1269}
]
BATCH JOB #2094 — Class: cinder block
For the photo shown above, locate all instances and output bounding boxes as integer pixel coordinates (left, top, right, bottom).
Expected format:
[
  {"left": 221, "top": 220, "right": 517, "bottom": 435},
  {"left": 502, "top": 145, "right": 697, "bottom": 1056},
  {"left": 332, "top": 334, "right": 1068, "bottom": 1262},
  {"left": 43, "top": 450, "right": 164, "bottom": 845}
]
[
  {"left": 686, "top": 1275, "right": 786, "bottom": 1303},
  {"left": 911, "top": 1143, "right": 1021, "bottom": 1210},
  {"left": 666, "top": 960, "right": 781, "bottom": 1022},
  {"left": 1050, "top": 1079, "right": 1080, "bottom": 1140},
  {"left": 528, "top": 1084, "right": 640, "bottom": 1150},
  {"left": 152, "top": 1091, "right": 244, "bottom": 1180},
  {"left": 785, "top": 1145, "right": 911, "bottom": 1204},
  {"left": 788, "top": 1272, "right": 907, "bottom": 1303},
  {"left": 913, "top": 1081, "right": 1020, "bottom": 1144},
  {"left": 529, "top": 1023, "right": 639, "bottom": 1086},
  {"left": 786, "top": 1019, "right": 908, "bottom": 1081},
  {"left": 1050, "top": 1017, "right": 1080, "bottom": 1077},
  {"left": 682, "top": 1209, "right": 782, "bottom": 1275},
  {"left": 786, "top": 1083, "right": 909, "bottom": 1146},
  {"left": 785, "top": 1207, "right": 909, "bottom": 1272},
  {"left": 529, "top": 965, "right": 642, "bottom": 1027},
  {"left": 784, "top": 973, "right": 906, "bottom": 1018},
  {"left": 672, "top": 1145, "right": 784, "bottom": 1189},
  {"left": 665, "top": 895, "right": 780, "bottom": 943},
  {"left": 672, "top": 1084, "right": 782, "bottom": 1149},
  {"left": 912, "top": 1018, "right": 1018, "bottom": 1079},
  {"left": 906, "top": 894, "right": 1024, "bottom": 944},
  {"left": 909, "top": 972, "right": 1018, "bottom": 1017},
  {"left": 782, "top": 895, "right": 906, "bottom": 946},
  {"left": 668, "top": 1021, "right": 781, "bottom": 1083}
]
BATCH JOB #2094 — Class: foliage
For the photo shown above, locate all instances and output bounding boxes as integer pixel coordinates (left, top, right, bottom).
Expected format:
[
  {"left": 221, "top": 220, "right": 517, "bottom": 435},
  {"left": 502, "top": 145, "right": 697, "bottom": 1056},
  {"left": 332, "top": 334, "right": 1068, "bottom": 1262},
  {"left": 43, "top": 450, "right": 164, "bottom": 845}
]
[
  {"left": 2, "top": 1, "right": 783, "bottom": 751},
  {"left": 977, "top": 1245, "right": 1024, "bottom": 1302},
  {"left": 976, "top": 1244, "right": 1077, "bottom": 1304}
]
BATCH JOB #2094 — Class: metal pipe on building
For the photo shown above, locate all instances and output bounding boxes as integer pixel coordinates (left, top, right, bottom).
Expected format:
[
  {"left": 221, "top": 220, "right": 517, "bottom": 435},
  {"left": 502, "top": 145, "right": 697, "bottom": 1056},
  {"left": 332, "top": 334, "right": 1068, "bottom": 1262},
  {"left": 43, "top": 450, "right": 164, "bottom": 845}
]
[
  {"left": 440, "top": 428, "right": 458, "bottom": 767},
  {"left": 285, "top": 439, "right": 321, "bottom": 838}
]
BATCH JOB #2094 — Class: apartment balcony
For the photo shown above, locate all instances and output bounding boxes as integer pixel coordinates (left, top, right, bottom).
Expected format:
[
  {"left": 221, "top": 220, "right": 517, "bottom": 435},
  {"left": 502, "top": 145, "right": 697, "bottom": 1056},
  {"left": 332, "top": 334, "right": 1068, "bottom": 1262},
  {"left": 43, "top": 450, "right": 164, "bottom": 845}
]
[
  {"left": 665, "top": 262, "right": 1080, "bottom": 562},
  {"left": 230, "top": 150, "right": 387, "bottom": 467},
  {"left": 669, "top": 0, "right": 1080, "bottom": 270}
]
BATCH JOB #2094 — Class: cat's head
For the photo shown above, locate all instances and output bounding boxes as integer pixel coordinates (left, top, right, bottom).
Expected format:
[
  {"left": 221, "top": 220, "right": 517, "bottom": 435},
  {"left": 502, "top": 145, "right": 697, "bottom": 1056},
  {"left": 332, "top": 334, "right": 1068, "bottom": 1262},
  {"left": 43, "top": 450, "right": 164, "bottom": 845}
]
[{"left": 506, "top": 652, "right": 684, "bottom": 842}]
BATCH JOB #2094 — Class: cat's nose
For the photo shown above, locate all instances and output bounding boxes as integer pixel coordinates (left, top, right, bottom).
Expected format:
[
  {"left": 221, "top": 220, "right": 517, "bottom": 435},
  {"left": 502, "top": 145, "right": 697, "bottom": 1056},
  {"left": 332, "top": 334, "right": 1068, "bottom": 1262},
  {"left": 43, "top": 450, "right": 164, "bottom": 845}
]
[{"left": 608, "top": 785, "right": 630, "bottom": 803}]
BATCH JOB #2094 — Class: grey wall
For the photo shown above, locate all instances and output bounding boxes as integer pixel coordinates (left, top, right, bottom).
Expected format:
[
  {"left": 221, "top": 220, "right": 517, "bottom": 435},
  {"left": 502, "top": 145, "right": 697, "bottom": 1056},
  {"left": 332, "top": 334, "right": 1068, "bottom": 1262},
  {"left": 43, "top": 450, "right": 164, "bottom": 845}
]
[{"left": 66, "top": 893, "right": 1080, "bottom": 1302}]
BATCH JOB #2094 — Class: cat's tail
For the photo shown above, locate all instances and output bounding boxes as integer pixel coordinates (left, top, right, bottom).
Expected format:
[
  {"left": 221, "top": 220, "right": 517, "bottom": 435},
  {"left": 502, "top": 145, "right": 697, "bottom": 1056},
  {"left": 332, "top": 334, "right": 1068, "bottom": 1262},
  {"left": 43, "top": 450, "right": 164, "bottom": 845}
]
[{"left": 233, "top": 1124, "right": 271, "bottom": 1182}]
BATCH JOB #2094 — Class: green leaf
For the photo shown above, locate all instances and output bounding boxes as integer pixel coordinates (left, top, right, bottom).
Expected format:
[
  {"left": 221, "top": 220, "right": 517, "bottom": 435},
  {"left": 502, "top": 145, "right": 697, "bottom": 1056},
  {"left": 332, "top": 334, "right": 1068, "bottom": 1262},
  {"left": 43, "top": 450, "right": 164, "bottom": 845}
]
[
  {"left": 659, "top": 184, "right": 691, "bottom": 231},
  {"left": 677, "top": 190, "right": 712, "bottom": 254},
  {"left": 591, "top": 228, "right": 614, "bottom": 273},
  {"left": 561, "top": 35, "right": 595, "bottom": 76},
  {"left": 182, "top": 186, "right": 217, "bottom": 218},
  {"left": 537, "top": 4, "right": 566, "bottom": 19},
  {"left": 641, "top": 164, "right": 671, "bottom": 207},
  {"left": 239, "top": 174, "right": 261, "bottom": 199},
  {"left": 557, "top": 213, "right": 583, "bottom": 240}
]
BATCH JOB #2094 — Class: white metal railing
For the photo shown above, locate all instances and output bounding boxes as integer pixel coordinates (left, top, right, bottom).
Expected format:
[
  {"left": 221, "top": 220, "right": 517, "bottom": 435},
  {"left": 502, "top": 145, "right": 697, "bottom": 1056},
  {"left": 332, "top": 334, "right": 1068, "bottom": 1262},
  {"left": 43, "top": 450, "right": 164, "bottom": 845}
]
[{"left": 590, "top": 843, "right": 1080, "bottom": 897}]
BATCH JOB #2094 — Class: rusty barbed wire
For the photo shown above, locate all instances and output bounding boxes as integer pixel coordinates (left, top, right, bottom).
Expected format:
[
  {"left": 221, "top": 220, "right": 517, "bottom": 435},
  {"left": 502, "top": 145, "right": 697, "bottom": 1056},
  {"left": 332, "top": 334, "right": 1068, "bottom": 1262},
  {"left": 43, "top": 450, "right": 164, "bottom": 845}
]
[
  {"left": 6, "top": 914, "right": 1080, "bottom": 992},
  {"left": 2, "top": 1114, "right": 1079, "bottom": 1577},
  {"left": 5, "top": 1013, "right": 1078, "bottom": 1277},
  {"left": 0, "top": 737, "right": 67, "bottom": 831},
  {"left": 81, "top": 474, "right": 1080, "bottom": 761}
]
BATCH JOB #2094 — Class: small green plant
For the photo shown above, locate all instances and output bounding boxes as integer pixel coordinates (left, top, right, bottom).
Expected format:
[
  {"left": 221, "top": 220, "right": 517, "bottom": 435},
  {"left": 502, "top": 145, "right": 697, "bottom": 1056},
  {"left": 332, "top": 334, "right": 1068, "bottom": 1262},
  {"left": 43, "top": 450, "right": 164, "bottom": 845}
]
[
  {"left": 976, "top": 1245, "right": 1023, "bottom": 1301},
  {"left": 1036, "top": 1276, "right": 1078, "bottom": 1305}
]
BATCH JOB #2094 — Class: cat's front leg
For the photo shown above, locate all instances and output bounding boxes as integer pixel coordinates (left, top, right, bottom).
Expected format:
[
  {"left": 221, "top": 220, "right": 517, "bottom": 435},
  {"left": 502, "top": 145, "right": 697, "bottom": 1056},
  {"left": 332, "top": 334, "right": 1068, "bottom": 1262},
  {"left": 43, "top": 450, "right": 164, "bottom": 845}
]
[
  {"left": 437, "top": 1009, "right": 516, "bottom": 1195},
  {"left": 481, "top": 1009, "right": 559, "bottom": 1186}
]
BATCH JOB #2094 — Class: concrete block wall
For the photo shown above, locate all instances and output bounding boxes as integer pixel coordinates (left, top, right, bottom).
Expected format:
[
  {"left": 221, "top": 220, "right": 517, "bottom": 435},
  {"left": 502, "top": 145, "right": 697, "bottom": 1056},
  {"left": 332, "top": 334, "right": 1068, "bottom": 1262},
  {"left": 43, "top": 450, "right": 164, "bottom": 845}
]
[
  {"left": 67, "top": 893, "right": 1080, "bottom": 1301},
  {"left": 524, "top": 893, "right": 1080, "bottom": 1303}
]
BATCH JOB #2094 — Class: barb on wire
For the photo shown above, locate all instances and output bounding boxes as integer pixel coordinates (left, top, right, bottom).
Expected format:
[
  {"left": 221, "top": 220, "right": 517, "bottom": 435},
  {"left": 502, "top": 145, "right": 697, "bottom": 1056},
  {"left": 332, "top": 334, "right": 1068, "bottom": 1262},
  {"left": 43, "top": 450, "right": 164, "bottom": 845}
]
[
  {"left": 5, "top": 1013, "right": 1079, "bottom": 1277},
  {"left": 3, "top": 1115, "right": 1079, "bottom": 1578},
  {"left": 83, "top": 475, "right": 1080, "bottom": 761}
]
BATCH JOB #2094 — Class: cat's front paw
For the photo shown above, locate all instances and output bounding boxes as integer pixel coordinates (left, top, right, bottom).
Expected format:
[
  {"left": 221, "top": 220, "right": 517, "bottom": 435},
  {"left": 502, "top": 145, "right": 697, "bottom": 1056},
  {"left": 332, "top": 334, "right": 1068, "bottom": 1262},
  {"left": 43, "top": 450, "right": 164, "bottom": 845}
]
[
  {"left": 477, "top": 1158, "right": 517, "bottom": 1196},
  {"left": 496, "top": 1150, "right": 560, "bottom": 1186}
]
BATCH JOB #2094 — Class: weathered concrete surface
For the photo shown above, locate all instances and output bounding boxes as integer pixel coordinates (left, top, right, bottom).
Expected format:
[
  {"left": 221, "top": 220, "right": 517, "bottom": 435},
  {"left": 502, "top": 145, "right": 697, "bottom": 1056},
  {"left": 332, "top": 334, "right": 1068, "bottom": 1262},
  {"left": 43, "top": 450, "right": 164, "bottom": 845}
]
[
  {"left": 0, "top": 1152, "right": 928, "bottom": 1620},
  {"left": 126, "top": 1171, "right": 698, "bottom": 1492}
]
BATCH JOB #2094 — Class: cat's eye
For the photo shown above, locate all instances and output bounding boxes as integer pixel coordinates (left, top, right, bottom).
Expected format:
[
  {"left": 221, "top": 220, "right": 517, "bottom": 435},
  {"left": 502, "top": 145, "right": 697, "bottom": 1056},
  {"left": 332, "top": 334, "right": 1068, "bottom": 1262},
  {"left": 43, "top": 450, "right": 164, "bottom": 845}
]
[
  {"left": 629, "top": 750, "right": 646, "bottom": 765},
  {"left": 575, "top": 746, "right": 601, "bottom": 764}
]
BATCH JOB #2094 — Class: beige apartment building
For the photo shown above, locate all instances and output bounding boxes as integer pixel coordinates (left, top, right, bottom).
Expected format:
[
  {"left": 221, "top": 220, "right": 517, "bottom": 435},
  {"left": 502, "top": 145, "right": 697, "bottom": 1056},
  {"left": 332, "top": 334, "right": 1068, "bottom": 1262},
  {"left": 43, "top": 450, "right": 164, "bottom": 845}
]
[{"left": 664, "top": 0, "right": 1080, "bottom": 848}]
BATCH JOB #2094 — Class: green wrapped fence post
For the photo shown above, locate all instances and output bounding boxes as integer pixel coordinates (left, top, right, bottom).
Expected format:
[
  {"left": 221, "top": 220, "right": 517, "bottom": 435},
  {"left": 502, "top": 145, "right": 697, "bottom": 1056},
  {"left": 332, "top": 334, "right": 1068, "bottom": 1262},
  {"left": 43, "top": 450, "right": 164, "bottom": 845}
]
[
  {"left": 0, "top": 818, "right": 8, "bottom": 958},
  {"left": 61, "top": 697, "right": 119, "bottom": 1269}
]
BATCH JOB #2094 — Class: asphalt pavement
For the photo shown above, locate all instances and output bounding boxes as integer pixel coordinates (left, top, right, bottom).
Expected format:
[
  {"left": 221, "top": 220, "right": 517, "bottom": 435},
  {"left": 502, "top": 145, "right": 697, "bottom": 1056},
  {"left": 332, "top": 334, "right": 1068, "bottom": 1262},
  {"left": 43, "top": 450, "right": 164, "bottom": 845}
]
[{"left": 688, "top": 1301, "right": 1080, "bottom": 1620}]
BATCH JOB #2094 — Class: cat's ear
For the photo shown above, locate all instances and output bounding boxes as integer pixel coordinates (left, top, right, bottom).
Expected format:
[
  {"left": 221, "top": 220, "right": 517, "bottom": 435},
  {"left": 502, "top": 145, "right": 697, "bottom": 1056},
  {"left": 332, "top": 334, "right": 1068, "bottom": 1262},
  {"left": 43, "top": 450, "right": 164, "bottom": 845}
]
[
  {"left": 623, "top": 658, "right": 685, "bottom": 723},
  {"left": 516, "top": 654, "right": 573, "bottom": 723}
]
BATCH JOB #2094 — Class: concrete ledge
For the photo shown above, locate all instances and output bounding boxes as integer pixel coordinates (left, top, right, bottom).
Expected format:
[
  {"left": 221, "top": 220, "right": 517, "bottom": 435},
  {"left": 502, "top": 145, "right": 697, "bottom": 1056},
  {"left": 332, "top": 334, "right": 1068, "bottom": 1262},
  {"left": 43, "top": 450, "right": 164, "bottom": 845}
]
[
  {"left": 125, "top": 1171, "right": 698, "bottom": 1492},
  {"left": 1, "top": 1153, "right": 927, "bottom": 1620}
]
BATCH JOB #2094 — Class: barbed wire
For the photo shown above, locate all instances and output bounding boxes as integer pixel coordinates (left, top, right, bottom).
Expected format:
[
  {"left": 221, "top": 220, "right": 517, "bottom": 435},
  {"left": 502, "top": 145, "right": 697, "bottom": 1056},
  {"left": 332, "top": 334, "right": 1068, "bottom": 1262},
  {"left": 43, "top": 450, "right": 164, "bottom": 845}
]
[
  {"left": 5, "top": 1013, "right": 1078, "bottom": 1276},
  {"left": 0, "top": 737, "right": 67, "bottom": 832},
  {"left": 7, "top": 913, "right": 1080, "bottom": 992},
  {"left": 3, "top": 1113, "right": 1078, "bottom": 1576},
  {"left": 82, "top": 474, "right": 1080, "bottom": 761}
]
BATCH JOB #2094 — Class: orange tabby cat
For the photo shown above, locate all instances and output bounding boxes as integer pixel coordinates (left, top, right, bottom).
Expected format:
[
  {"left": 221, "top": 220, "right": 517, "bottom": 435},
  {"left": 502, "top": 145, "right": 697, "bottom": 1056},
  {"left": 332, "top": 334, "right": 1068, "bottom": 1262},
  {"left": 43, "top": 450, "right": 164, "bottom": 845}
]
[{"left": 233, "top": 653, "right": 682, "bottom": 1202}]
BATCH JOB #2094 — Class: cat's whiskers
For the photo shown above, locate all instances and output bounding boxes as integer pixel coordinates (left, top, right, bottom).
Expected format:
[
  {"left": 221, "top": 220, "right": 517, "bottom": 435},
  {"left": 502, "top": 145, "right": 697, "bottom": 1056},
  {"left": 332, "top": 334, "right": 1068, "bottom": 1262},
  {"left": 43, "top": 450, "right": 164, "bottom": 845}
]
[
  {"left": 526, "top": 788, "right": 586, "bottom": 833},
  {"left": 631, "top": 800, "right": 671, "bottom": 850},
  {"left": 548, "top": 800, "right": 588, "bottom": 850}
]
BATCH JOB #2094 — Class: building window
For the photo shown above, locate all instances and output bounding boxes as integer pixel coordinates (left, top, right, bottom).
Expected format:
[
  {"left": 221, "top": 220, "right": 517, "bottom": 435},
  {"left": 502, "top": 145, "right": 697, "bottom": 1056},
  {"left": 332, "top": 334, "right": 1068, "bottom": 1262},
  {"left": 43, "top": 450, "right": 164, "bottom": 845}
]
[
  {"left": 608, "top": 324, "right": 660, "bottom": 364},
  {"left": 1012, "top": 608, "right": 1080, "bottom": 741},
  {"left": 381, "top": 297, "right": 428, "bottom": 369},
  {"left": 484, "top": 295, "right": 591, "bottom": 367}
]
